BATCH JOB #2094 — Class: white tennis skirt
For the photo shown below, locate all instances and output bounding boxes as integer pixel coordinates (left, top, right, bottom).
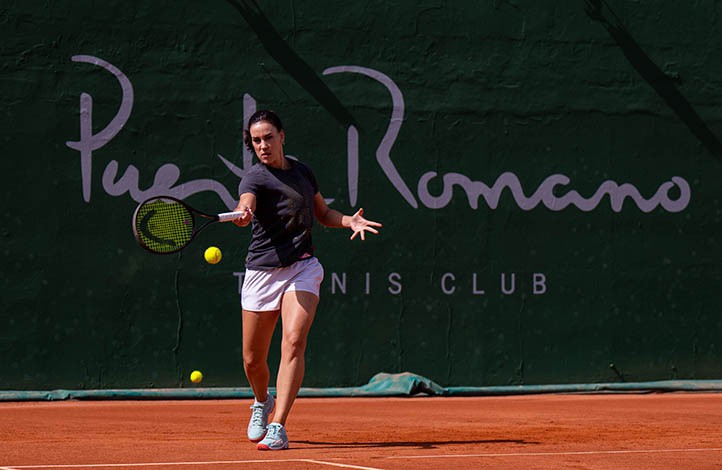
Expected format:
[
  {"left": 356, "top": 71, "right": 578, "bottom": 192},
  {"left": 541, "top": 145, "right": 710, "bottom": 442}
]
[{"left": 241, "top": 257, "right": 324, "bottom": 312}]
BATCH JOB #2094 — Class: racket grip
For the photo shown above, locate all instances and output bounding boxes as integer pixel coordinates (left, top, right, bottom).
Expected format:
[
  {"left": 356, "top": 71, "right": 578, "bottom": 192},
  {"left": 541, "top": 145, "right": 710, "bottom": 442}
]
[{"left": 218, "top": 209, "right": 252, "bottom": 222}]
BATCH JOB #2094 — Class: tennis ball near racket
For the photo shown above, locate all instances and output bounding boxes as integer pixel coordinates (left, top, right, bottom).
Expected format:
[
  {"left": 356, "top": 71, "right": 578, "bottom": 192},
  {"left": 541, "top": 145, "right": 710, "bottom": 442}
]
[
  {"left": 204, "top": 246, "right": 222, "bottom": 264},
  {"left": 190, "top": 370, "right": 203, "bottom": 384}
]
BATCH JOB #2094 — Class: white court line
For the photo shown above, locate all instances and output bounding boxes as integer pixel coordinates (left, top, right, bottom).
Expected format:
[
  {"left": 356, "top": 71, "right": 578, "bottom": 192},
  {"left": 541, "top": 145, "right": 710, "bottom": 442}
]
[
  {"left": 7, "top": 448, "right": 722, "bottom": 470},
  {"left": 298, "top": 460, "right": 383, "bottom": 470},
  {"left": 1, "top": 459, "right": 384, "bottom": 470},
  {"left": 385, "top": 447, "right": 722, "bottom": 460}
]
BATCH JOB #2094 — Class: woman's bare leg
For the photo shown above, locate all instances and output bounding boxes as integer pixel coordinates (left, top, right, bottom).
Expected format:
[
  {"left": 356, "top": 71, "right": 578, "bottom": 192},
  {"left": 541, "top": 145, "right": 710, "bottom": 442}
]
[
  {"left": 272, "top": 290, "right": 319, "bottom": 425},
  {"left": 242, "top": 309, "right": 280, "bottom": 402}
]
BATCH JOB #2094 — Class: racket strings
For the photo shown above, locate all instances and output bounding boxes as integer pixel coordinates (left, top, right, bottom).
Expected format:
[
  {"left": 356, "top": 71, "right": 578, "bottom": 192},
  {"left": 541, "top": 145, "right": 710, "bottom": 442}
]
[{"left": 134, "top": 198, "right": 195, "bottom": 254}]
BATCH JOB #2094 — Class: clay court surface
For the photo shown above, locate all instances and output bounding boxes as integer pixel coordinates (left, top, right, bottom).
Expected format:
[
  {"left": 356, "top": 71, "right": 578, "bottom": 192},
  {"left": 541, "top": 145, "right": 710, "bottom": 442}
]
[{"left": 1, "top": 393, "right": 721, "bottom": 469}]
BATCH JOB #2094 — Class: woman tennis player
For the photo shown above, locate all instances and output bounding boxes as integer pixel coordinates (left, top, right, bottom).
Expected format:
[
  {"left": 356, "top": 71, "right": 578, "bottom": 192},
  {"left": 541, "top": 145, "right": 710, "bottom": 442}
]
[{"left": 232, "top": 110, "right": 382, "bottom": 450}]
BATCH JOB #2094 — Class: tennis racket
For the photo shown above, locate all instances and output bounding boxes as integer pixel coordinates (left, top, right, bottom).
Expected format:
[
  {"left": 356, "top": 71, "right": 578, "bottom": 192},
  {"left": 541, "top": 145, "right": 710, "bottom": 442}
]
[{"left": 132, "top": 196, "right": 250, "bottom": 254}]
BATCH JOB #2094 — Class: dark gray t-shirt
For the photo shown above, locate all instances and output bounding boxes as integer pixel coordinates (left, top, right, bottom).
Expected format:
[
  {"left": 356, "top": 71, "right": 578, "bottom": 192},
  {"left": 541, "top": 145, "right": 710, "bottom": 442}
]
[{"left": 238, "top": 158, "right": 319, "bottom": 269}]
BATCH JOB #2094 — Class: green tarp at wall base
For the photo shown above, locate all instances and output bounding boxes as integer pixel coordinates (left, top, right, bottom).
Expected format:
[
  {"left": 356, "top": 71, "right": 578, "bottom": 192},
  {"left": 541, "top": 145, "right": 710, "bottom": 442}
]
[{"left": 2, "top": 373, "right": 721, "bottom": 402}]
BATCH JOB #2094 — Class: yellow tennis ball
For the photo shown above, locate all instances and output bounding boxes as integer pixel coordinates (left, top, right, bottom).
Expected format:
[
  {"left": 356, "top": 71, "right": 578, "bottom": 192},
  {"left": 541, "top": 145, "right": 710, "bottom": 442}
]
[
  {"left": 204, "top": 246, "right": 222, "bottom": 264},
  {"left": 190, "top": 370, "right": 203, "bottom": 384}
]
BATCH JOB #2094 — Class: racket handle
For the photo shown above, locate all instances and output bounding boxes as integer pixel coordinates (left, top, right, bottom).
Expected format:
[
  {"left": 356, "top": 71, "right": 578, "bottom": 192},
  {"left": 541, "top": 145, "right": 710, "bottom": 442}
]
[{"left": 218, "top": 209, "right": 252, "bottom": 222}]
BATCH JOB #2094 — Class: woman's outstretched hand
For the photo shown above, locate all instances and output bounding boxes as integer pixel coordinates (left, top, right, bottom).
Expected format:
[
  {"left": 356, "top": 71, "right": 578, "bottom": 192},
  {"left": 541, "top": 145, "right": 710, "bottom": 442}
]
[{"left": 349, "top": 208, "right": 382, "bottom": 241}]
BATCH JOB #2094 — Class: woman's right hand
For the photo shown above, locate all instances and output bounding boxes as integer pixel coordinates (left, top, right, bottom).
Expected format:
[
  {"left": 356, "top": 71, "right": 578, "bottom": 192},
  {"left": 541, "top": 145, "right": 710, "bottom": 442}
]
[
  {"left": 232, "top": 206, "right": 253, "bottom": 227},
  {"left": 233, "top": 193, "right": 256, "bottom": 227}
]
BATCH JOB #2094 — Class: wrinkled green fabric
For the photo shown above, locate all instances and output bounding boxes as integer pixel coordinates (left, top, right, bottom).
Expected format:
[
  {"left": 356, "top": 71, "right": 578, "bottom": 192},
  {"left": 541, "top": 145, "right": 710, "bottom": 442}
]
[{"left": 2, "top": 373, "right": 721, "bottom": 401}]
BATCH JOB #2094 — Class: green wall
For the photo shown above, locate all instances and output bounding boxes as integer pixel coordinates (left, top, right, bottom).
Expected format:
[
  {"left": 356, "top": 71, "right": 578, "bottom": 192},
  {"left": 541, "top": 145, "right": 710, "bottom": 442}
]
[{"left": 2, "top": 0, "right": 721, "bottom": 389}]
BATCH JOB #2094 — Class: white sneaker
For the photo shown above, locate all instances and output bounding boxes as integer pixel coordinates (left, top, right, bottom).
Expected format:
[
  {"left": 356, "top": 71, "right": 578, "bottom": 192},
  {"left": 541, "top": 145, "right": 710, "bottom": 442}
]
[
  {"left": 247, "top": 393, "right": 275, "bottom": 442},
  {"left": 257, "top": 422, "right": 289, "bottom": 450}
]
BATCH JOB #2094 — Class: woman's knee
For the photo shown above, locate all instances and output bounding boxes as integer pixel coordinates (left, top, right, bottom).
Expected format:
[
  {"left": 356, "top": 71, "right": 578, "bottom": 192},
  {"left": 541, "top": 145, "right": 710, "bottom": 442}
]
[
  {"left": 243, "top": 351, "right": 268, "bottom": 372},
  {"left": 281, "top": 333, "right": 308, "bottom": 359}
]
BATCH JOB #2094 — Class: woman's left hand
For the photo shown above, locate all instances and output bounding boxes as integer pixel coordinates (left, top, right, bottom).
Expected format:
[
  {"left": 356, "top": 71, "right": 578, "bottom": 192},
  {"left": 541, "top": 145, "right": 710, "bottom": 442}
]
[{"left": 349, "top": 208, "right": 382, "bottom": 241}]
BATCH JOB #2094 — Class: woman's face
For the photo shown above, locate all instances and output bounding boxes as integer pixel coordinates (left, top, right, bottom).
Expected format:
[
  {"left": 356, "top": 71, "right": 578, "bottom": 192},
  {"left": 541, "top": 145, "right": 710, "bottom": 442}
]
[{"left": 249, "top": 121, "right": 285, "bottom": 168}]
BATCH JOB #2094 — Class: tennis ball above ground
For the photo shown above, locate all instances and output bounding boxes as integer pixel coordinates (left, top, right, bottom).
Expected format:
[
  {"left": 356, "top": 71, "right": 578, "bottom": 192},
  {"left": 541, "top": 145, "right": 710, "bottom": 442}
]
[
  {"left": 190, "top": 370, "right": 203, "bottom": 384},
  {"left": 204, "top": 246, "right": 222, "bottom": 264}
]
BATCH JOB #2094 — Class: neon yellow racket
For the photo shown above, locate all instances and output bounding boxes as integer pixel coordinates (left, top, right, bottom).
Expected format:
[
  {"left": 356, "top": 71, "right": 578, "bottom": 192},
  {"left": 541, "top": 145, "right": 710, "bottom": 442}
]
[{"left": 132, "top": 196, "right": 249, "bottom": 254}]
